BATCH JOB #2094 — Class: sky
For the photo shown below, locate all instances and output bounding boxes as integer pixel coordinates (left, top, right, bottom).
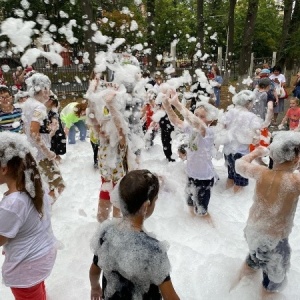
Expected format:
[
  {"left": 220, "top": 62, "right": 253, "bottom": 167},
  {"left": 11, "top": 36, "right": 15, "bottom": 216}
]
[{"left": 1, "top": 132, "right": 299, "bottom": 300}]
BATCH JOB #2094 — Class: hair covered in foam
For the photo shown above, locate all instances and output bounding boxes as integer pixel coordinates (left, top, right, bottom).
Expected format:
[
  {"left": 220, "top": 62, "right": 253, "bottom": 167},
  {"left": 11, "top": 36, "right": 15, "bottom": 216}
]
[
  {"left": 269, "top": 131, "right": 300, "bottom": 164},
  {"left": 0, "top": 131, "right": 35, "bottom": 166},
  {"left": 25, "top": 73, "right": 51, "bottom": 96},
  {"left": 232, "top": 90, "right": 255, "bottom": 107},
  {"left": 196, "top": 101, "right": 219, "bottom": 121}
]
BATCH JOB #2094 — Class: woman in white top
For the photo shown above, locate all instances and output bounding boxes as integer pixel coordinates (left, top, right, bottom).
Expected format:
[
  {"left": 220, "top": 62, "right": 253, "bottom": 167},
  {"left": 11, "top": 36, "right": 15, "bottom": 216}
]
[
  {"left": 0, "top": 132, "right": 56, "bottom": 300},
  {"left": 269, "top": 65, "right": 286, "bottom": 124}
]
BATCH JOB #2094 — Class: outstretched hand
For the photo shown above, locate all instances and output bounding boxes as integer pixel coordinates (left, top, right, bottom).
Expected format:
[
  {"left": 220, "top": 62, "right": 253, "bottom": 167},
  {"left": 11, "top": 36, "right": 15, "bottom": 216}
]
[{"left": 254, "top": 145, "right": 270, "bottom": 157}]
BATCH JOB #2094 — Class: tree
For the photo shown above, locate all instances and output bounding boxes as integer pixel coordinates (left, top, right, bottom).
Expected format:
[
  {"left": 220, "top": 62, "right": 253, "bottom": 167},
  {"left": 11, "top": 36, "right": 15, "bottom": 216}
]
[{"left": 237, "top": 0, "right": 259, "bottom": 84}]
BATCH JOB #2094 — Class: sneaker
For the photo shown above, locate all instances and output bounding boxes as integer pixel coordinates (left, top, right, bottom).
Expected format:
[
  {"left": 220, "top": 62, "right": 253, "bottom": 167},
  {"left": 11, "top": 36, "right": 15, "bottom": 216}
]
[{"left": 194, "top": 206, "right": 208, "bottom": 216}]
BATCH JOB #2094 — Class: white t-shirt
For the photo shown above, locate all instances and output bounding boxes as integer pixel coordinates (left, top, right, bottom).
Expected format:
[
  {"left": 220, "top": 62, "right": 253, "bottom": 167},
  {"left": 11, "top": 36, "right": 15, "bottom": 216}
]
[
  {"left": 222, "top": 106, "right": 262, "bottom": 155},
  {"left": 269, "top": 73, "right": 286, "bottom": 86},
  {"left": 183, "top": 122, "right": 215, "bottom": 180},
  {"left": 22, "top": 97, "right": 51, "bottom": 162},
  {"left": 0, "top": 192, "right": 56, "bottom": 287}
]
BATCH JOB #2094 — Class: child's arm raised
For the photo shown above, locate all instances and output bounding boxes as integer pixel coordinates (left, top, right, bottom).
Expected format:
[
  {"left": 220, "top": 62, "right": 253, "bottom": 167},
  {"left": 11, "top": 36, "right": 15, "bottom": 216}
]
[
  {"left": 167, "top": 90, "right": 207, "bottom": 137},
  {"left": 104, "top": 91, "right": 126, "bottom": 148},
  {"left": 235, "top": 146, "right": 269, "bottom": 180},
  {"left": 159, "top": 279, "right": 180, "bottom": 300},
  {"left": 161, "top": 92, "right": 184, "bottom": 128},
  {"left": 89, "top": 263, "right": 102, "bottom": 300}
]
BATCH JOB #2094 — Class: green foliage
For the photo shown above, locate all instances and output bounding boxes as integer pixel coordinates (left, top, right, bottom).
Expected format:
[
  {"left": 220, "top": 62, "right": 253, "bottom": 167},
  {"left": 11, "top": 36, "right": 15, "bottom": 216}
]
[{"left": 234, "top": 0, "right": 282, "bottom": 58}]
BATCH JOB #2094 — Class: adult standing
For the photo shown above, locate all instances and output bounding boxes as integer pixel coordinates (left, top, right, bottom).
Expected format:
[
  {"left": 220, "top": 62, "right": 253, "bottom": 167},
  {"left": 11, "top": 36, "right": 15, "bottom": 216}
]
[
  {"left": 269, "top": 65, "right": 286, "bottom": 125},
  {"left": 210, "top": 65, "right": 223, "bottom": 107},
  {"left": 60, "top": 101, "right": 87, "bottom": 144}
]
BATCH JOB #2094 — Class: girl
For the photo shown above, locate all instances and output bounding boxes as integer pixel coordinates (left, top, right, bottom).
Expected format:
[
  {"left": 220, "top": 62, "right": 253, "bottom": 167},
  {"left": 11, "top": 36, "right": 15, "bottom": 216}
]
[
  {"left": 279, "top": 97, "right": 300, "bottom": 131},
  {"left": 22, "top": 73, "right": 65, "bottom": 202},
  {"left": 0, "top": 132, "right": 57, "bottom": 300},
  {"left": 86, "top": 79, "right": 130, "bottom": 222},
  {"left": 89, "top": 169, "right": 180, "bottom": 300},
  {"left": 162, "top": 89, "right": 218, "bottom": 216}
]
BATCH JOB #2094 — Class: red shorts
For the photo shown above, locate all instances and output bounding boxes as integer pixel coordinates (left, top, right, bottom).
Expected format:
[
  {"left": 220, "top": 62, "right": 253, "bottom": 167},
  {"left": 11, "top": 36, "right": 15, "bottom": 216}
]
[
  {"left": 249, "top": 128, "right": 270, "bottom": 152},
  {"left": 99, "top": 177, "right": 116, "bottom": 200},
  {"left": 11, "top": 281, "right": 46, "bottom": 300}
]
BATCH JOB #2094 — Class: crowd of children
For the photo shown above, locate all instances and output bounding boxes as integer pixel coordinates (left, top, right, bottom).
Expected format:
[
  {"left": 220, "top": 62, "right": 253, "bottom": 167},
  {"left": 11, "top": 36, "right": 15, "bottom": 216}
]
[{"left": 1, "top": 56, "right": 300, "bottom": 300}]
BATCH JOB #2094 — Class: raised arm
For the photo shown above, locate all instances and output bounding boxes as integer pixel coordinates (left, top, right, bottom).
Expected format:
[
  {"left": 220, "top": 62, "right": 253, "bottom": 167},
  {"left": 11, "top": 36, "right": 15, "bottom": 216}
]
[
  {"left": 235, "top": 146, "right": 269, "bottom": 179},
  {"left": 161, "top": 92, "right": 184, "bottom": 128},
  {"left": 167, "top": 90, "right": 207, "bottom": 136},
  {"left": 104, "top": 91, "right": 126, "bottom": 148}
]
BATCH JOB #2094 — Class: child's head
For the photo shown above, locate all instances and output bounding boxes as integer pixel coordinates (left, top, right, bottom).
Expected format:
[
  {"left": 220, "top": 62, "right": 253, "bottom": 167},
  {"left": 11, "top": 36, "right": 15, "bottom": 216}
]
[
  {"left": 25, "top": 73, "right": 51, "bottom": 102},
  {"left": 289, "top": 97, "right": 299, "bottom": 108},
  {"left": 270, "top": 131, "right": 300, "bottom": 165},
  {"left": 195, "top": 101, "right": 218, "bottom": 124},
  {"left": 118, "top": 169, "right": 159, "bottom": 217},
  {"left": 0, "top": 86, "right": 12, "bottom": 108},
  {"left": 258, "top": 78, "right": 271, "bottom": 90},
  {"left": 0, "top": 132, "right": 44, "bottom": 216},
  {"left": 232, "top": 90, "right": 255, "bottom": 108}
]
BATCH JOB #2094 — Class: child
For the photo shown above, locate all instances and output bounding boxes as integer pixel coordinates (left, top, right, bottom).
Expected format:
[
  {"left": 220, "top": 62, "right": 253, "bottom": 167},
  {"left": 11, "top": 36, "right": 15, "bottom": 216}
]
[
  {"left": 22, "top": 73, "right": 65, "bottom": 202},
  {"left": 89, "top": 169, "right": 180, "bottom": 300},
  {"left": 278, "top": 97, "right": 300, "bottom": 131},
  {"left": 249, "top": 78, "right": 273, "bottom": 153},
  {"left": 162, "top": 89, "right": 218, "bottom": 216},
  {"left": 0, "top": 132, "right": 57, "bottom": 300},
  {"left": 0, "top": 85, "right": 22, "bottom": 133},
  {"left": 45, "top": 92, "right": 66, "bottom": 163},
  {"left": 217, "top": 90, "right": 262, "bottom": 193},
  {"left": 86, "top": 79, "right": 129, "bottom": 222},
  {"left": 234, "top": 132, "right": 300, "bottom": 294}
]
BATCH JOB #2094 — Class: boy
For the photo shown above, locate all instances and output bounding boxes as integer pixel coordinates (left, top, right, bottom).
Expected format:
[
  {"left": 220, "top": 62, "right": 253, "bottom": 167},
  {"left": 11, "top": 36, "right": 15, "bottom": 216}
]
[
  {"left": 0, "top": 86, "right": 22, "bottom": 133},
  {"left": 234, "top": 131, "right": 300, "bottom": 294},
  {"left": 89, "top": 169, "right": 180, "bottom": 300}
]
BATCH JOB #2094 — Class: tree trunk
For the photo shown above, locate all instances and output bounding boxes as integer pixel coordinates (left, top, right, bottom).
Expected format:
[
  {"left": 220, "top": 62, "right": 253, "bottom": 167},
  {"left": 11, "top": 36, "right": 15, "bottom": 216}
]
[
  {"left": 276, "top": 0, "right": 294, "bottom": 68},
  {"left": 196, "top": 0, "right": 204, "bottom": 68},
  {"left": 237, "top": 0, "right": 259, "bottom": 89},
  {"left": 81, "top": 0, "right": 96, "bottom": 75},
  {"left": 146, "top": 0, "right": 156, "bottom": 72},
  {"left": 223, "top": 0, "right": 237, "bottom": 85}
]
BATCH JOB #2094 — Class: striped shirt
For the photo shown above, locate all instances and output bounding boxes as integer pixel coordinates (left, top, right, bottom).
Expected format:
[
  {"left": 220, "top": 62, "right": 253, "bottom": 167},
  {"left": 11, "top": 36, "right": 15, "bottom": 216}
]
[{"left": 0, "top": 107, "right": 23, "bottom": 132}]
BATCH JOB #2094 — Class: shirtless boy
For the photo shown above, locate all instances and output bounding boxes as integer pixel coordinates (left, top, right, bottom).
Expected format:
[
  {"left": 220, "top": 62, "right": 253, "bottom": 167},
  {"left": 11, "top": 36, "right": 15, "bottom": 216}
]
[{"left": 234, "top": 131, "right": 300, "bottom": 294}]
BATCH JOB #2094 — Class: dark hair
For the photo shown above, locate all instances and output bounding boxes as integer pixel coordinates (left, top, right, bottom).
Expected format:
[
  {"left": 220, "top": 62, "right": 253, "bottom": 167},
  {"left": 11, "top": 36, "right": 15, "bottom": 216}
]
[
  {"left": 119, "top": 169, "right": 159, "bottom": 215},
  {"left": 272, "top": 65, "right": 282, "bottom": 73},
  {"left": 4, "top": 152, "right": 44, "bottom": 217},
  {"left": 258, "top": 78, "right": 271, "bottom": 88},
  {"left": 212, "top": 66, "right": 220, "bottom": 76},
  {"left": 0, "top": 86, "right": 11, "bottom": 95}
]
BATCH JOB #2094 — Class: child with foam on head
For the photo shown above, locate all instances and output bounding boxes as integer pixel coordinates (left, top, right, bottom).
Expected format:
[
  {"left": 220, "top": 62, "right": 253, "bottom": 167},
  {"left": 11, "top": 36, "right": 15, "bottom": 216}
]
[
  {"left": 89, "top": 169, "right": 180, "bottom": 300},
  {"left": 278, "top": 97, "right": 300, "bottom": 131},
  {"left": 0, "top": 132, "right": 57, "bottom": 300},
  {"left": 216, "top": 90, "right": 263, "bottom": 193},
  {"left": 161, "top": 88, "right": 218, "bottom": 216},
  {"left": 22, "top": 73, "right": 65, "bottom": 202},
  {"left": 233, "top": 131, "right": 300, "bottom": 294},
  {"left": 86, "top": 78, "right": 133, "bottom": 223}
]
